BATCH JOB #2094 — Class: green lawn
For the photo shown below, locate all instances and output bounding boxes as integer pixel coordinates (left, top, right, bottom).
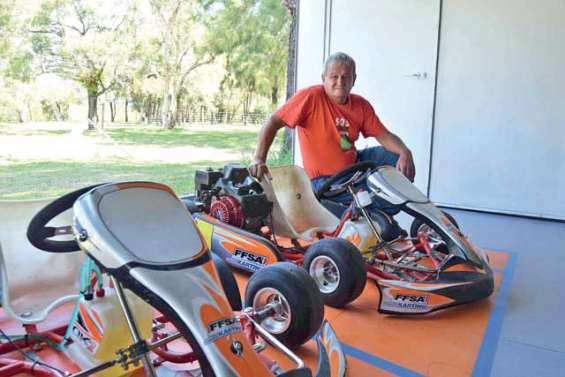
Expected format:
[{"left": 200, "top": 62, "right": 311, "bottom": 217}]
[
  {"left": 0, "top": 123, "right": 291, "bottom": 200},
  {"left": 104, "top": 127, "right": 260, "bottom": 154}
]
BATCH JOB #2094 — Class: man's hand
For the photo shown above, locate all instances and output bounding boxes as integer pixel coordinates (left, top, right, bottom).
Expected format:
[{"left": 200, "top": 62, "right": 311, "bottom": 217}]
[
  {"left": 375, "top": 130, "right": 416, "bottom": 182},
  {"left": 250, "top": 114, "right": 286, "bottom": 180},
  {"left": 249, "top": 158, "right": 271, "bottom": 181},
  {"left": 396, "top": 150, "right": 415, "bottom": 182}
]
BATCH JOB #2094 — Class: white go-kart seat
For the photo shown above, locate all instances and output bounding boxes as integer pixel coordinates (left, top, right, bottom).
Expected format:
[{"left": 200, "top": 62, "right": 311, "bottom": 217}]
[{"left": 260, "top": 165, "right": 339, "bottom": 241}]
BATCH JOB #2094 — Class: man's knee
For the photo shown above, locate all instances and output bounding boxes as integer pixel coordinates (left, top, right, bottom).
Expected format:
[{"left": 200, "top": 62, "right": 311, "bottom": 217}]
[{"left": 359, "top": 146, "right": 399, "bottom": 166}]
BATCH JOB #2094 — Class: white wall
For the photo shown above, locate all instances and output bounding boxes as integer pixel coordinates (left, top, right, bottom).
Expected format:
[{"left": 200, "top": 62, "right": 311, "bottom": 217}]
[{"left": 430, "top": 0, "right": 565, "bottom": 219}]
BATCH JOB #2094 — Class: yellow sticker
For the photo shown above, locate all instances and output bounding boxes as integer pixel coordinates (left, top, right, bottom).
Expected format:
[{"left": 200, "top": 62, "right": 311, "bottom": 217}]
[{"left": 196, "top": 219, "right": 214, "bottom": 248}]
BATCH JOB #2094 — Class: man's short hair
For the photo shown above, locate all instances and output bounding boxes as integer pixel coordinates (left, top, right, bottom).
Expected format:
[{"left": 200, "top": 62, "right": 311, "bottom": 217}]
[{"left": 323, "top": 52, "right": 356, "bottom": 75}]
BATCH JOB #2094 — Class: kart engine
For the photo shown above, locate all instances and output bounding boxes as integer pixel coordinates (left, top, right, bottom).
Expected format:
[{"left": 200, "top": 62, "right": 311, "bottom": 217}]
[{"left": 195, "top": 165, "right": 273, "bottom": 233}]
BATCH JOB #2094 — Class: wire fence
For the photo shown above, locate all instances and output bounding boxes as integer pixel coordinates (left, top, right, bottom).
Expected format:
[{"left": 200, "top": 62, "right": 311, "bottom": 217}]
[{"left": 132, "top": 110, "right": 268, "bottom": 127}]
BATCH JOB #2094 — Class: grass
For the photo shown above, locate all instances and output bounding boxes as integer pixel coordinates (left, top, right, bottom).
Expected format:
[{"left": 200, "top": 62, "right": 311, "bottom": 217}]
[
  {"left": 103, "top": 127, "right": 260, "bottom": 154},
  {"left": 0, "top": 159, "right": 228, "bottom": 200},
  {"left": 0, "top": 129, "right": 70, "bottom": 137},
  {"left": 0, "top": 123, "right": 291, "bottom": 200}
]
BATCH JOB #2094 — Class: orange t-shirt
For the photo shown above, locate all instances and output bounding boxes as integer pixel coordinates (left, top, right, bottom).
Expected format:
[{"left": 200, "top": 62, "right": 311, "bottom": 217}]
[{"left": 275, "top": 85, "right": 388, "bottom": 179}]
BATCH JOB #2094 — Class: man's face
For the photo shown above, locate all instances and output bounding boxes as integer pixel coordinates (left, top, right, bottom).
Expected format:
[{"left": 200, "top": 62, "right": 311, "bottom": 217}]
[{"left": 322, "top": 62, "right": 356, "bottom": 104}]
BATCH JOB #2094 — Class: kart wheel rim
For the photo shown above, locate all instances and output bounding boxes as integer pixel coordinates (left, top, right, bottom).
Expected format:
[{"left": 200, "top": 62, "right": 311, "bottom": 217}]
[
  {"left": 309, "top": 255, "right": 340, "bottom": 294},
  {"left": 417, "top": 223, "right": 440, "bottom": 241},
  {"left": 252, "top": 287, "right": 291, "bottom": 334}
]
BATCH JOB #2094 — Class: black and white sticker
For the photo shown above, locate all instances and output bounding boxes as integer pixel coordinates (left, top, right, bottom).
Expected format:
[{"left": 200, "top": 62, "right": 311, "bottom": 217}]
[
  {"left": 381, "top": 292, "right": 431, "bottom": 313},
  {"left": 230, "top": 249, "right": 267, "bottom": 272},
  {"left": 205, "top": 317, "right": 242, "bottom": 344}
]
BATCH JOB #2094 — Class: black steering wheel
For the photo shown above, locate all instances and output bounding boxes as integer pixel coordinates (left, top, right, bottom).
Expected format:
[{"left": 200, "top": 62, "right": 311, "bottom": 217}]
[
  {"left": 316, "top": 161, "right": 380, "bottom": 200},
  {"left": 27, "top": 185, "right": 101, "bottom": 253}
]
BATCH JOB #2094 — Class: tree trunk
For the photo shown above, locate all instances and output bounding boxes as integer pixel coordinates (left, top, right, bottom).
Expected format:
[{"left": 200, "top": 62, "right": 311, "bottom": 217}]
[
  {"left": 271, "top": 83, "right": 279, "bottom": 107},
  {"left": 283, "top": 0, "right": 299, "bottom": 153},
  {"left": 285, "top": 1, "right": 298, "bottom": 99},
  {"left": 156, "top": 98, "right": 162, "bottom": 122},
  {"left": 125, "top": 98, "right": 129, "bottom": 123},
  {"left": 87, "top": 90, "right": 98, "bottom": 130},
  {"left": 162, "top": 84, "right": 179, "bottom": 129},
  {"left": 109, "top": 101, "right": 116, "bottom": 122},
  {"left": 243, "top": 92, "right": 252, "bottom": 126},
  {"left": 162, "top": 92, "right": 171, "bottom": 128}
]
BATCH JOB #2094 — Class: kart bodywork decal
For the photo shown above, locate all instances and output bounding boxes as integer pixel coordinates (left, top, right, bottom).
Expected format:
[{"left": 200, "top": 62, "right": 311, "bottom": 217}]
[
  {"left": 211, "top": 226, "right": 279, "bottom": 272},
  {"left": 377, "top": 282, "right": 458, "bottom": 314},
  {"left": 199, "top": 284, "right": 272, "bottom": 376},
  {"left": 196, "top": 218, "right": 214, "bottom": 249},
  {"left": 315, "top": 320, "right": 347, "bottom": 377},
  {"left": 204, "top": 317, "right": 243, "bottom": 345}
]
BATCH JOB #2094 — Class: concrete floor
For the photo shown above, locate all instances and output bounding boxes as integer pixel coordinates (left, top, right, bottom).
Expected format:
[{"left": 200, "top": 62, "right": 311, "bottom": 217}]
[{"left": 444, "top": 208, "right": 565, "bottom": 377}]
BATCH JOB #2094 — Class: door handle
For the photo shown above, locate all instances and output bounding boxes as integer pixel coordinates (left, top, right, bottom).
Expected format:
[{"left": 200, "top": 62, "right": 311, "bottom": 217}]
[{"left": 404, "top": 72, "right": 428, "bottom": 79}]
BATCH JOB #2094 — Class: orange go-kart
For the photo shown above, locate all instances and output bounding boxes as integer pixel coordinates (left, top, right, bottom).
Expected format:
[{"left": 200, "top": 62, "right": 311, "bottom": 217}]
[{"left": 184, "top": 162, "right": 494, "bottom": 315}]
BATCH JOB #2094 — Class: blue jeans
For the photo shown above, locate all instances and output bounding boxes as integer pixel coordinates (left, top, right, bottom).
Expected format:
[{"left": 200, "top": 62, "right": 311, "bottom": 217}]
[{"left": 311, "top": 146, "right": 400, "bottom": 215}]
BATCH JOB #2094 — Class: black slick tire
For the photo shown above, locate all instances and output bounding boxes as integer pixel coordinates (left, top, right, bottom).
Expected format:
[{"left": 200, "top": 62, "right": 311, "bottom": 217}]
[
  {"left": 244, "top": 262, "right": 324, "bottom": 349},
  {"left": 304, "top": 238, "right": 367, "bottom": 308}
]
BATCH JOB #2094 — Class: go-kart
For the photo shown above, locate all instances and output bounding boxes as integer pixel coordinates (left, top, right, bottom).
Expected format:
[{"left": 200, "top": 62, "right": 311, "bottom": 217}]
[
  {"left": 185, "top": 166, "right": 367, "bottom": 309},
  {"left": 0, "top": 182, "right": 346, "bottom": 376},
  {"left": 185, "top": 162, "right": 494, "bottom": 315}
]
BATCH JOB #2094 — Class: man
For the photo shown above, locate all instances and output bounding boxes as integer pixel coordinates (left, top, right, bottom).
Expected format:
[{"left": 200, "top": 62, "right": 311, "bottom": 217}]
[{"left": 249, "top": 52, "right": 415, "bottom": 213}]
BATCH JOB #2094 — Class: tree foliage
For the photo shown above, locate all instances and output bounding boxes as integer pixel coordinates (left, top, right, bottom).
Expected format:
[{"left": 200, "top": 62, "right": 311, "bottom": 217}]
[
  {"left": 206, "top": 0, "right": 290, "bottom": 112},
  {"left": 0, "top": 0, "right": 292, "bottom": 129},
  {"left": 28, "top": 0, "right": 141, "bottom": 127}
]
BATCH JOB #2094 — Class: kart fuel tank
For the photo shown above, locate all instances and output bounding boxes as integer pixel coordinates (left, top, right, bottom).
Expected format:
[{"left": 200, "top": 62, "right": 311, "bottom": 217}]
[
  {"left": 66, "top": 288, "right": 153, "bottom": 377},
  {"left": 337, "top": 219, "right": 378, "bottom": 254}
]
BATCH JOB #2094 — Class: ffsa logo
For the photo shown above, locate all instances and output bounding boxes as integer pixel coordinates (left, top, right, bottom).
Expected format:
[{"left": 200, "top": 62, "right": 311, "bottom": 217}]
[
  {"left": 205, "top": 317, "right": 242, "bottom": 344},
  {"left": 208, "top": 317, "right": 239, "bottom": 332},
  {"left": 234, "top": 249, "right": 266, "bottom": 264},
  {"left": 394, "top": 294, "right": 428, "bottom": 303}
]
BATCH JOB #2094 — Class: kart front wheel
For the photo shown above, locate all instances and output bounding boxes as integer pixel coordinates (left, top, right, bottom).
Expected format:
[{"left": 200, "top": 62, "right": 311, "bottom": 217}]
[
  {"left": 244, "top": 262, "right": 324, "bottom": 349},
  {"left": 304, "top": 238, "right": 367, "bottom": 308},
  {"left": 410, "top": 211, "right": 459, "bottom": 240}
]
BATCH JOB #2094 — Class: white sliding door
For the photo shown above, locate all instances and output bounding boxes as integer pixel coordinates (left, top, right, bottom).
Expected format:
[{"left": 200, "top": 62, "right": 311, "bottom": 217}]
[{"left": 430, "top": 0, "right": 565, "bottom": 219}]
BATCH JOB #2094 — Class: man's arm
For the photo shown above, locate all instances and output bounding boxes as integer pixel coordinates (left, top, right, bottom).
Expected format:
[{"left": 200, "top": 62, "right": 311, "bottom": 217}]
[
  {"left": 249, "top": 113, "right": 287, "bottom": 179},
  {"left": 375, "top": 131, "right": 416, "bottom": 181}
]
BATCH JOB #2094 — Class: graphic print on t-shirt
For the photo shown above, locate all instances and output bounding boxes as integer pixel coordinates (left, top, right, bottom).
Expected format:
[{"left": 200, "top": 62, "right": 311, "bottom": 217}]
[{"left": 335, "top": 117, "right": 353, "bottom": 150}]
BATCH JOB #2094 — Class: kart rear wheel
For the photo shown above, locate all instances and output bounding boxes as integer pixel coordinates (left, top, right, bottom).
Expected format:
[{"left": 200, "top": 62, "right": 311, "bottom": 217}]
[
  {"left": 244, "top": 262, "right": 324, "bottom": 349},
  {"left": 304, "top": 239, "right": 367, "bottom": 308},
  {"left": 410, "top": 211, "right": 459, "bottom": 240}
]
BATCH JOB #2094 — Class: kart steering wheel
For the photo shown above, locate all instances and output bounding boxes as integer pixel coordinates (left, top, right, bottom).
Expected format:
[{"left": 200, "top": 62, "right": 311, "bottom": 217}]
[
  {"left": 316, "top": 161, "right": 380, "bottom": 200},
  {"left": 27, "top": 184, "right": 102, "bottom": 253}
]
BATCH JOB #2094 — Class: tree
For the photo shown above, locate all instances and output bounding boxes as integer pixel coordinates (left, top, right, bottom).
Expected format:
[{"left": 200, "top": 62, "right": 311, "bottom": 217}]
[
  {"left": 0, "top": 1, "right": 15, "bottom": 59},
  {"left": 212, "top": 0, "right": 289, "bottom": 109},
  {"left": 282, "top": 0, "right": 297, "bottom": 152},
  {"left": 149, "top": 0, "right": 214, "bottom": 129},
  {"left": 29, "top": 0, "right": 139, "bottom": 129},
  {"left": 0, "top": 0, "right": 37, "bottom": 122}
]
